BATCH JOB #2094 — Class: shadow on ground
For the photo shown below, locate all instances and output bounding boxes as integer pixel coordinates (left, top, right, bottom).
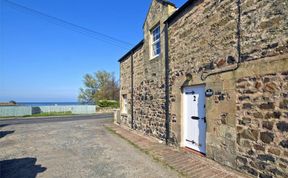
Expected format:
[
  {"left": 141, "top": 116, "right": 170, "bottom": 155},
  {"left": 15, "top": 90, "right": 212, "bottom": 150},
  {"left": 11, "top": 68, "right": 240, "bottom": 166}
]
[
  {"left": 0, "top": 124, "right": 10, "bottom": 128},
  {"left": 0, "top": 131, "right": 15, "bottom": 139},
  {"left": 0, "top": 157, "right": 47, "bottom": 178}
]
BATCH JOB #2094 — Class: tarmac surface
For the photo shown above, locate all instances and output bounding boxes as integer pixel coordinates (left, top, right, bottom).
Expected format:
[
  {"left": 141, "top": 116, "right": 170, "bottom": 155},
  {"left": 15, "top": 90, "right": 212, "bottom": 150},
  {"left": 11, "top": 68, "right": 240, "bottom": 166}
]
[{"left": 0, "top": 115, "right": 180, "bottom": 178}]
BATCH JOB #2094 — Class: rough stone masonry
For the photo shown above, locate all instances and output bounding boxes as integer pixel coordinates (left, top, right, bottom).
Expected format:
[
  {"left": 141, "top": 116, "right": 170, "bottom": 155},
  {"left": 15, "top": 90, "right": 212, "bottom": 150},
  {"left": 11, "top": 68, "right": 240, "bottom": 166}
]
[{"left": 118, "top": 0, "right": 288, "bottom": 177}]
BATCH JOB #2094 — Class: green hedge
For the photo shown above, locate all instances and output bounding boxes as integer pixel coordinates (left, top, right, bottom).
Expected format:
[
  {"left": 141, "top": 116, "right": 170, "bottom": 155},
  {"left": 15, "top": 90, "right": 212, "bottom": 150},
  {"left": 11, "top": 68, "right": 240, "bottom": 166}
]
[{"left": 97, "top": 100, "right": 119, "bottom": 108}]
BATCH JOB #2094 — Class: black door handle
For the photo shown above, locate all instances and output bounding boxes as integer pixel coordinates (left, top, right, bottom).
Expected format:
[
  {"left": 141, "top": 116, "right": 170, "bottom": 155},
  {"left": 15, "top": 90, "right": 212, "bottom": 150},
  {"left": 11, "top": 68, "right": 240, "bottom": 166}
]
[
  {"left": 202, "top": 117, "right": 206, "bottom": 123},
  {"left": 186, "top": 139, "right": 202, "bottom": 147},
  {"left": 191, "top": 116, "right": 200, "bottom": 120}
]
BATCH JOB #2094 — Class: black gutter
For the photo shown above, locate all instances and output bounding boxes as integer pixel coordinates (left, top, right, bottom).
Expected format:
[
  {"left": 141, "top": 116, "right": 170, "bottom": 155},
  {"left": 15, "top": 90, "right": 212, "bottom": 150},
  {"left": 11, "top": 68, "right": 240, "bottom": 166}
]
[
  {"left": 118, "top": 40, "right": 144, "bottom": 63},
  {"left": 131, "top": 52, "right": 134, "bottom": 129},
  {"left": 165, "top": 0, "right": 198, "bottom": 24},
  {"left": 164, "top": 22, "right": 170, "bottom": 145},
  {"left": 162, "top": 0, "right": 177, "bottom": 7}
]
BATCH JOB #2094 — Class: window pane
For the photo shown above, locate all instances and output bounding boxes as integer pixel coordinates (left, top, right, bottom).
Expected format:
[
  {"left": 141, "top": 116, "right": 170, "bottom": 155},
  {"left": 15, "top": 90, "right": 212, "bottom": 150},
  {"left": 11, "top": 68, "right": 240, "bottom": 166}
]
[
  {"left": 151, "top": 25, "right": 161, "bottom": 57},
  {"left": 156, "top": 49, "right": 160, "bottom": 55},
  {"left": 152, "top": 26, "right": 160, "bottom": 42},
  {"left": 156, "top": 41, "right": 160, "bottom": 49},
  {"left": 156, "top": 33, "right": 160, "bottom": 40},
  {"left": 156, "top": 41, "right": 160, "bottom": 55},
  {"left": 153, "top": 35, "right": 157, "bottom": 42},
  {"left": 152, "top": 41, "right": 160, "bottom": 56},
  {"left": 155, "top": 26, "right": 160, "bottom": 34}
]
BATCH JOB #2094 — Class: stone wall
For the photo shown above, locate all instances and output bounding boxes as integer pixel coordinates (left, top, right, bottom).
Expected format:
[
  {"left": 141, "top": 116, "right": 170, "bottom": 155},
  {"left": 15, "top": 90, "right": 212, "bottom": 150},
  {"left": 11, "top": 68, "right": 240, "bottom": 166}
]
[
  {"left": 132, "top": 0, "right": 172, "bottom": 140},
  {"left": 118, "top": 0, "right": 175, "bottom": 141},
  {"left": 119, "top": 55, "right": 132, "bottom": 126},
  {"left": 168, "top": 0, "right": 239, "bottom": 166},
  {"left": 168, "top": 0, "right": 239, "bottom": 73},
  {"left": 119, "top": 0, "right": 288, "bottom": 177},
  {"left": 240, "top": 0, "right": 288, "bottom": 61},
  {"left": 166, "top": 0, "right": 288, "bottom": 176},
  {"left": 236, "top": 72, "right": 288, "bottom": 178}
]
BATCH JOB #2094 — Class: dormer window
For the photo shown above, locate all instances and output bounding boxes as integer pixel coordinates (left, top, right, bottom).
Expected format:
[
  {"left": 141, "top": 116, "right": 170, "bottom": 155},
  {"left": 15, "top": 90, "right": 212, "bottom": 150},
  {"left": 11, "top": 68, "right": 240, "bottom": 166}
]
[{"left": 151, "top": 25, "right": 161, "bottom": 58}]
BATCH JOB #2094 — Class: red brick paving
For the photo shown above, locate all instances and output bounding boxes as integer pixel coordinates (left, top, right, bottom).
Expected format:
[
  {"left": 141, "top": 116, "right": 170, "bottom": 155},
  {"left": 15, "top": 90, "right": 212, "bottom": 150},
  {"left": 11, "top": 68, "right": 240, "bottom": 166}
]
[{"left": 106, "top": 124, "right": 249, "bottom": 178}]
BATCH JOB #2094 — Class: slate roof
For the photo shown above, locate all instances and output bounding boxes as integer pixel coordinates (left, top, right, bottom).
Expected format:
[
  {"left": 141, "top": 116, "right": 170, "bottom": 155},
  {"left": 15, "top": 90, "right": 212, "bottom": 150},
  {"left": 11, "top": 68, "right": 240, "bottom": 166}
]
[
  {"left": 165, "top": 0, "right": 197, "bottom": 24},
  {"left": 118, "top": 40, "right": 144, "bottom": 62}
]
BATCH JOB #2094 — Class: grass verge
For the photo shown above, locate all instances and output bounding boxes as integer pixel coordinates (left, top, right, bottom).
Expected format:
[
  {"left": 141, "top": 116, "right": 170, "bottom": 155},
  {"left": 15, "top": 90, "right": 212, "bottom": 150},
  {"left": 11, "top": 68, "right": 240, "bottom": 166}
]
[
  {"left": 0, "top": 112, "right": 74, "bottom": 119},
  {"left": 23, "top": 111, "right": 74, "bottom": 117}
]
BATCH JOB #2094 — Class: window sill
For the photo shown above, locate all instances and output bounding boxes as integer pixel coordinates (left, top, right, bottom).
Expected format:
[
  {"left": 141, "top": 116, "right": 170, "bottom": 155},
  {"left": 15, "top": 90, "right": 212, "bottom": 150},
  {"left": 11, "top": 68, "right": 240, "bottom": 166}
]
[{"left": 150, "top": 54, "right": 160, "bottom": 60}]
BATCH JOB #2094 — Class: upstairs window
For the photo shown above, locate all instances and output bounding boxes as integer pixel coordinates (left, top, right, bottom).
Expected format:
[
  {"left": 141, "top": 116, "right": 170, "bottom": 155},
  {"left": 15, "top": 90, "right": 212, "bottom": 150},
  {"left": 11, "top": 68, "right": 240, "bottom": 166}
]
[{"left": 151, "top": 25, "right": 161, "bottom": 58}]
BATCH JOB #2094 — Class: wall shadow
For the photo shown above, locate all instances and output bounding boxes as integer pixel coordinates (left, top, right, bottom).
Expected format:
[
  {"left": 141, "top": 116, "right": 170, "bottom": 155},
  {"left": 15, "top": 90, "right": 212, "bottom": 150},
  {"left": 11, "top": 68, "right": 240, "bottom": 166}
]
[
  {"left": 0, "top": 157, "right": 47, "bottom": 178},
  {"left": 0, "top": 131, "right": 15, "bottom": 139}
]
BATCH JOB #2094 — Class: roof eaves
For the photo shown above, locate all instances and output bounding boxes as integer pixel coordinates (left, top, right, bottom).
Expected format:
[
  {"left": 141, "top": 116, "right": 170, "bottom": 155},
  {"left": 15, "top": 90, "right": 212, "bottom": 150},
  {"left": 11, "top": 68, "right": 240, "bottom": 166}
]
[
  {"left": 165, "top": 0, "right": 197, "bottom": 24},
  {"left": 162, "top": 0, "right": 176, "bottom": 7},
  {"left": 118, "top": 40, "right": 144, "bottom": 63}
]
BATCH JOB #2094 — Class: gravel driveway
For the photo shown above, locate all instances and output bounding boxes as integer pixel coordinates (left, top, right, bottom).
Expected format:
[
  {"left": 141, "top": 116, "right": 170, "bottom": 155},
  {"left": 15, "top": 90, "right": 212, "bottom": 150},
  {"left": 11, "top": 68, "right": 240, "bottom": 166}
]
[{"left": 0, "top": 117, "right": 180, "bottom": 178}]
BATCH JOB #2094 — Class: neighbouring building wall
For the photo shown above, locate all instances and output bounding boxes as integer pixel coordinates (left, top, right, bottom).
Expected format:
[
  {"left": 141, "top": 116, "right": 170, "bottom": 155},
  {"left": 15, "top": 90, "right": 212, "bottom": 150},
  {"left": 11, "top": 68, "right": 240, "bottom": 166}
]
[
  {"left": 129, "top": 45, "right": 148, "bottom": 132},
  {"left": 168, "top": 0, "right": 288, "bottom": 177},
  {"left": 133, "top": 0, "right": 175, "bottom": 140},
  {"left": 119, "top": 55, "right": 132, "bottom": 126},
  {"left": 120, "top": 0, "right": 176, "bottom": 140}
]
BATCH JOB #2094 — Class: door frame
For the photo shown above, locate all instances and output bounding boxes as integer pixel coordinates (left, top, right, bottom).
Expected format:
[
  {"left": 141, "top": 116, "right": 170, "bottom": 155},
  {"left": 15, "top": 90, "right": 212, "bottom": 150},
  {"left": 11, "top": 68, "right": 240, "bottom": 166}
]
[{"left": 180, "top": 84, "right": 207, "bottom": 154}]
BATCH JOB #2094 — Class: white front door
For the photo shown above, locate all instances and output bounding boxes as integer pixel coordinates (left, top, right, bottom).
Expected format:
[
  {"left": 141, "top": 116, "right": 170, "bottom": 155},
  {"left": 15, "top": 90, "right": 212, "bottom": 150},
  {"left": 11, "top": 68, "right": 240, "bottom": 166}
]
[{"left": 183, "top": 85, "right": 206, "bottom": 154}]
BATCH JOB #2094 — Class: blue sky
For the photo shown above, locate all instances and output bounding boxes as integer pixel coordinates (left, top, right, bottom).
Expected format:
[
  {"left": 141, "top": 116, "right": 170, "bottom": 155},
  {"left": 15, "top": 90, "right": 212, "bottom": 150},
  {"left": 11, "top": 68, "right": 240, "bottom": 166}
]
[{"left": 0, "top": 0, "right": 186, "bottom": 102}]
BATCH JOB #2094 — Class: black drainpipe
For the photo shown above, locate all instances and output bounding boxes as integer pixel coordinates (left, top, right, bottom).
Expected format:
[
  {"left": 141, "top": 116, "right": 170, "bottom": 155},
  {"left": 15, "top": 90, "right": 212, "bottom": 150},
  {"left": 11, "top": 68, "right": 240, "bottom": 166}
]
[
  {"left": 236, "top": 0, "right": 241, "bottom": 65},
  {"left": 201, "top": 0, "right": 241, "bottom": 80},
  {"left": 164, "top": 22, "right": 170, "bottom": 145},
  {"left": 131, "top": 51, "right": 134, "bottom": 129}
]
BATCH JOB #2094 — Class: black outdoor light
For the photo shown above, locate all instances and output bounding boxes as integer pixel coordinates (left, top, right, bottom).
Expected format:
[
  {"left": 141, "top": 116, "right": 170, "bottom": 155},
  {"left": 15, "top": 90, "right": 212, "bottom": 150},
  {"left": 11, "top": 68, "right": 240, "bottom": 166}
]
[{"left": 205, "top": 89, "right": 214, "bottom": 97}]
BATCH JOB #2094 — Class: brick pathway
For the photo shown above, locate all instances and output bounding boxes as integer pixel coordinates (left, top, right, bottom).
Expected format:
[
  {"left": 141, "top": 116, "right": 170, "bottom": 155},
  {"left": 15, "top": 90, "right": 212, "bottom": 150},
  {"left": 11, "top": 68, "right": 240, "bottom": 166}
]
[{"left": 105, "top": 124, "right": 250, "bottom": 178}]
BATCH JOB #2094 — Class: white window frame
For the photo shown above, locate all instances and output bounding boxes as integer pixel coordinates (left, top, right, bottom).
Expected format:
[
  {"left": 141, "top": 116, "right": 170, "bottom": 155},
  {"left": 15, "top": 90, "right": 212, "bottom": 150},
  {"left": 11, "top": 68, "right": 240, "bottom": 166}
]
[
  {"left": 150, "top": 25, "right": 161, "bottom": 59},
  {"left": 122, "top": 94, "right": 128, "bottom": 114}
]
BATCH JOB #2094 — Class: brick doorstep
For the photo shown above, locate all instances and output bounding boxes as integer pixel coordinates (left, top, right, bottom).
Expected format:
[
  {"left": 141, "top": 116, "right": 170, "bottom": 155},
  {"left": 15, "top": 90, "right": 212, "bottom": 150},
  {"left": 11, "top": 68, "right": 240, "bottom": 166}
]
[{"left": 105, "top": 124, "right": 250, "bottom": 178}]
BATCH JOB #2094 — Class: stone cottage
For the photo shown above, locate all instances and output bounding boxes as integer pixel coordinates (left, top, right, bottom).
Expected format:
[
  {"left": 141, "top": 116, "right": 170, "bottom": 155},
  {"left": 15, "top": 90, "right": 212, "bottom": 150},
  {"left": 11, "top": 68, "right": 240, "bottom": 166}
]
[{"left": 117, "top": 0, "right": 288, "bottom": 177}]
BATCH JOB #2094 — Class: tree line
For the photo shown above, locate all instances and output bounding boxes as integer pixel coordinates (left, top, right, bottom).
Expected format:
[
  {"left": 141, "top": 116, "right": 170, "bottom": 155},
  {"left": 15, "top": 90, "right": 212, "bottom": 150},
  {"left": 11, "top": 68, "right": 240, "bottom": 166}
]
[{"left": 78, "top": 71, "right": 120, "bottom": 105}]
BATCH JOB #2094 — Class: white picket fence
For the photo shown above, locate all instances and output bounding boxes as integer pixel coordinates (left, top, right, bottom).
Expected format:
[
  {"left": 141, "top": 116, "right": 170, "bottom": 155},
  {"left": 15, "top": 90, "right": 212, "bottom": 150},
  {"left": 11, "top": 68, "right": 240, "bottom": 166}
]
[
  {"left": 0, "top": 105, "right": 96, "bottom": 117},
  {"left": 0, "top": 106, "right": 32, "bottom": 117}
]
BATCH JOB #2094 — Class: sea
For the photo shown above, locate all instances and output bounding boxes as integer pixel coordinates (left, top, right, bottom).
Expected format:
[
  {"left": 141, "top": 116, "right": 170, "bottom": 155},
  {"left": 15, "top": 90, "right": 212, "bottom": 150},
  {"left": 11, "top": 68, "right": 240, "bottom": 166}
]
[{"left": 17, "top": 102, "right": 82, "bottom": 106}]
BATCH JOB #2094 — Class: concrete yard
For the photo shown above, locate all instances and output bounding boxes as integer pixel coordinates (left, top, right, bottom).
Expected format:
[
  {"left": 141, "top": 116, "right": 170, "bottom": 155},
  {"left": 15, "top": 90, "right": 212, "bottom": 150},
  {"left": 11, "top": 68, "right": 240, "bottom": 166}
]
[{"left": 0, "top": 115, "right": 180, "bottom": 178}]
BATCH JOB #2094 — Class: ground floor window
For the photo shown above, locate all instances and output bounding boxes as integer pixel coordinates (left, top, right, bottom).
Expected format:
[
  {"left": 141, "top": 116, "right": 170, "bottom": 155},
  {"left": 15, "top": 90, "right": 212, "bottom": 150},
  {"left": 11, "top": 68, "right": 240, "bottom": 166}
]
[{"left": 122, "top": 94, "right": 128, "bottom": 114}]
